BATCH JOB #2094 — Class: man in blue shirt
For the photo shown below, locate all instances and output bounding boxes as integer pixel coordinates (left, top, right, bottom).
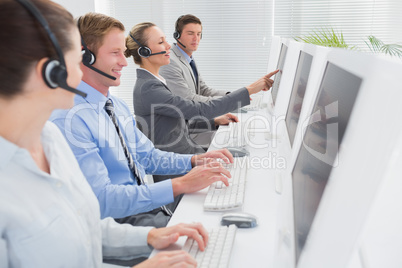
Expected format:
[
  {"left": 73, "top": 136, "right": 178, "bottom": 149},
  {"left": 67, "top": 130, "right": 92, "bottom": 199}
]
[{"left": 50, "top": 13, "right": 233, "bottom": 228}]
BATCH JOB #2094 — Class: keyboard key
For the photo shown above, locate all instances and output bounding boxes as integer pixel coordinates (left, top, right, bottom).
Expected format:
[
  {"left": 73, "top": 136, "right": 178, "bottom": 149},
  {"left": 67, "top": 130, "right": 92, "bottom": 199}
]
[
  {"left": 183, "top": 225, "right": 237, "bottom": 268},
  {"left": 204, "top": 157, "right": 248, "bottom": 211}
]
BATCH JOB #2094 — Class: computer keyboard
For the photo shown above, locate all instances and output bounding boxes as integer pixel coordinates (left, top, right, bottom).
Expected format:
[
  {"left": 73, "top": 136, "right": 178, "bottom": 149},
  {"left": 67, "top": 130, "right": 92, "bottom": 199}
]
[
  {"left": 225, "top": 122, "right": 246, "bottom": 147},
  {"left": 242, "top": 93, "right": 263, "bottom": 111},
  {"left": 183, "top": 224, "right": 237, "bottom": 268},
  {"left": 204, "top": 157, "right": 248, "bottom": 211}
]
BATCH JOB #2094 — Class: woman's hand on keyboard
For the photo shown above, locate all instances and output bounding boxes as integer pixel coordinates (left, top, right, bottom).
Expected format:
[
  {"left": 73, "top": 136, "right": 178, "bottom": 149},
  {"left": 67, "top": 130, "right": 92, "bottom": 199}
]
[
  {"left": 147, "top": 222, "right": 208, "bottom": 251},
  {"left": 172, "top": 160, "right": 231, "bottom": 196},
  {"left": 214, "top": 113, "right": 239, "bottom": 126},
  {"left": 191, "top": 148, "right": 234, "bottom": 167},
  {"left": 134, "top": 250, "right": 196, "bottom": 268}
]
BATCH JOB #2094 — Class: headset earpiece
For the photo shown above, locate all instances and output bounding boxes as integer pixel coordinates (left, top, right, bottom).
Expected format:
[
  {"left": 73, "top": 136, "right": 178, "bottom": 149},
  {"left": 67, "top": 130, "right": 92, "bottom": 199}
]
[
  {"left": 16, "top": 0, "right": 87, "bottom": 97},
  {"left": 42, "top": 59, "right": 67, "bottom": 89},
  {"left": 173, "top": 31, "right": 180, "bottom": 40},
  {"left": 81, "top": 48, "right": 96, "bottom": 65},
  {"left": 138, "top": 46, "right": 152, "bottom": 58}
]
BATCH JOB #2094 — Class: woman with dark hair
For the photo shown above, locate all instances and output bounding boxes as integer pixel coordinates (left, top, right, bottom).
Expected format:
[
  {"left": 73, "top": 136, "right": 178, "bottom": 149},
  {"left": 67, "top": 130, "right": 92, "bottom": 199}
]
[
  {"left": 126, "top": 22, "right": 278, "bottom": 156},
  {"left": 0, "top": 0, "right": 206, "bottom": 267}
]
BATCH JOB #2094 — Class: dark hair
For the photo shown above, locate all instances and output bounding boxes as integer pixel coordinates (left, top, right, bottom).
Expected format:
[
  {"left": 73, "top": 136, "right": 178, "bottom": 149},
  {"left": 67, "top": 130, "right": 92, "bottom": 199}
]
[
  {"left": 175, "top": 14, "right": 202, "bottom": 35},
  {"left": 77, "top": 12, "right": 125, "bottom": 55},
  {"left": 125, "top": 22, "right": 156, "bottom": 65},
  {"left": 0, "top": 0, "right": 75, "bottom": 98}
]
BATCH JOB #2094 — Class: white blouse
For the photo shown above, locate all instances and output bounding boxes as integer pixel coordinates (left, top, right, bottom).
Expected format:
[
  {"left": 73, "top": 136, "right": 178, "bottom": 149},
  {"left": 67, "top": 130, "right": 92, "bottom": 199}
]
[{"left": 0, "top": 122, "right": 153, "bottom": 267}]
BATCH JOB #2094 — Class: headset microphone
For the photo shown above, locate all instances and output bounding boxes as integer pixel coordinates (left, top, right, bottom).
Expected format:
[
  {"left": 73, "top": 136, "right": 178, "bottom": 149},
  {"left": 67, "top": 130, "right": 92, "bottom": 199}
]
[
  {"left": 16, "top": 0, "right": 87, "bottom": 98},
  {"left": 149, "top": 51, "right": 167, "bottom": 56},
  {"left": 80, "top": 36, "right": 116, "bottom": 80},
  {"left": 81, "top": 57, "right": 117, "bottom": 80},
  {"left": 129, "top": 33, "right": 166, "bottom": 58},
  {"left": 173, "top": 32, "right": 186, "bottom": 48}
]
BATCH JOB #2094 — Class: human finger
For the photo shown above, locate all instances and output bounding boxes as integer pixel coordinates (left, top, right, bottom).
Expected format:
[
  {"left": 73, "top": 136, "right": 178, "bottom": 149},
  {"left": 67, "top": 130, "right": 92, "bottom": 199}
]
[
  {"left": 177, "top": 223, "right": 209, "bottom": 251},
  {"left": 266, "top": 69, "right": 279, "bottom": 78},
  {"left": 206, "top": 162, "right": 231, "bottom": 177},
  {"left": 205, "top": 150, "right": 233, "bottom": 164},
  {"left": 165, "top": 250, "right": 197, "bottom": 266},
  {"left": 228, "top": 114, "right": 239, "bottom": 122},
  {"left": 211, "top": 174, "right": 230, "bottom": 187},
  {"left": 218, "top": 148, "right": 234, "bottom": 163}
]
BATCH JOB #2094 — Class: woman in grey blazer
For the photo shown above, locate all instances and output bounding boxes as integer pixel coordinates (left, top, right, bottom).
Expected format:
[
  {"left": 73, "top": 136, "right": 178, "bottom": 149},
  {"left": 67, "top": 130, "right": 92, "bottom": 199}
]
[{"left": 125, "top": 22, "right": 277, "bottom": 157}]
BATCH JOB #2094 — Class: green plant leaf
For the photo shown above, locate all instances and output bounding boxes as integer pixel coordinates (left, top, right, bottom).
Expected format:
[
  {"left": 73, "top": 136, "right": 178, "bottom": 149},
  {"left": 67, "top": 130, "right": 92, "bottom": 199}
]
[
  {"left": 380, "top": 44, "right": 402, "bottom": 58},
  {"left": 294, "top": 27, "right": 350, "bottom": 48}
]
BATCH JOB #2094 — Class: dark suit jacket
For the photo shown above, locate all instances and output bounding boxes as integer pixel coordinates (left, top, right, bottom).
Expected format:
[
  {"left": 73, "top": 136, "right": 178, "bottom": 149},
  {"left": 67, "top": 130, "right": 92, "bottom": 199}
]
[{"left": 133, "top": 69, "right": 250, "bottom": 155}]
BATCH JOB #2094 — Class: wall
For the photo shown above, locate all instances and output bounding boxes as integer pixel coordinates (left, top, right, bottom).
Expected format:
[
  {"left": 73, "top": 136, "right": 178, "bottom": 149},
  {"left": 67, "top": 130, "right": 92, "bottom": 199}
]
[{"left": 53, "top": 0, "right": 95, "bottom": 17}]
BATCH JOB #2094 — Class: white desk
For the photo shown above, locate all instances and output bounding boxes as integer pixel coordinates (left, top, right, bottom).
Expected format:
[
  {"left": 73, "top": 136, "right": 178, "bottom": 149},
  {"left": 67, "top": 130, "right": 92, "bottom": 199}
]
[{"left": 151, "top": 109, "right": 288, "bottom": 267}]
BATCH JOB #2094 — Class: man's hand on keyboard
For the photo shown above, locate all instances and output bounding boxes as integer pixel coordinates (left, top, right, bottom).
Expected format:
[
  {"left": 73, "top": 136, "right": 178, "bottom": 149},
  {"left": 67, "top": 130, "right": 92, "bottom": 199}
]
[
  {"left": 147, "top": 222, "right": 208, "bottom": 251},
  {"left": 134, "top": 250, "right": 196, "bottom": 268},
  {"left": 191, "top": 148, "right": 234, "bottom": 167},
  {"left": 172, "top": 160, "right": 231, "bottom": 196}
]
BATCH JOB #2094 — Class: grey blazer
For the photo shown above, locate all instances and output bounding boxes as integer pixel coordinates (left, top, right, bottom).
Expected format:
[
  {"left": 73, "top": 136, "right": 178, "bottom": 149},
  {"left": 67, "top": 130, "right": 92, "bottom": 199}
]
[
  {"left": 133, "top": 69, "right": 250, "bottom": 155},
  {"left": 159, "top": 44, "right": 226, "bottom": 102}
]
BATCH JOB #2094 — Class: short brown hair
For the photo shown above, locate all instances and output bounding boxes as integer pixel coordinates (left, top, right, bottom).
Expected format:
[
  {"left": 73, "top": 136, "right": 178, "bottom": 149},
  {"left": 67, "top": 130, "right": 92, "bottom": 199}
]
[
  {"left": 77, "top": 12, "right": 125, "bottom": 55},
  {"left": 0, "top": 0, "right": 75, "bottom": 98},
  {"left": 175, "top": 14, "right": 202, "bottom": 35},
  {"left": 125, "top": 22, "right": 156, "bottom": 65}
]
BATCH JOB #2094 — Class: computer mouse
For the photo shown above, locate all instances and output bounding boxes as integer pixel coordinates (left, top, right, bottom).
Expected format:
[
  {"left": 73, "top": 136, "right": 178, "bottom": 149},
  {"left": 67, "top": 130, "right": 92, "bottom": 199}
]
[
  {"left": 221, "top": 212, "right": 258, "bottom": 228},
  {"left": 227, "top": 147, "right": 249, "bottom": 157}
]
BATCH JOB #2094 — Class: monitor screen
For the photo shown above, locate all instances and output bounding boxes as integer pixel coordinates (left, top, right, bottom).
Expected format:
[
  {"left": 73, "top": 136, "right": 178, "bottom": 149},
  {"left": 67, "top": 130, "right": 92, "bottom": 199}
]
[
  {"left": 292, "top": 62, "right": 362, "bottom": 263},
  {"left": 271, "top": 43, "right": 288, "bottom": 105},
  {"left": 285, "top": 51, "right": 313, "bottom": 147}
]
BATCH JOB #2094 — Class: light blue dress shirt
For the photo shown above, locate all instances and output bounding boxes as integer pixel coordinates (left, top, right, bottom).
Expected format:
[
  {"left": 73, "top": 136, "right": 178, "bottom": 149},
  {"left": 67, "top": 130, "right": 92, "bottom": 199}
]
[
  {"left": 50, "top": 81, "right": 193, "bottom": 219},
  {"left": 0, "top": 122, "right": 154, "bottom": 267},
  {"left": 175, "top": 43, "right": 193, "bottom": 64}
]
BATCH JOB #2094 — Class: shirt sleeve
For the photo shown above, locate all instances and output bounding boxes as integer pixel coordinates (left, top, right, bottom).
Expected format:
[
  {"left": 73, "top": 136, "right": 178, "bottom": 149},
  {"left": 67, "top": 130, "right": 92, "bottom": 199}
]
[
  {"left": 160, "top": 58, "right": 225, "bottom": 102},
  {"left": 130, "top": 122, "right": 193, "bottom": 175},
  {"left": 0, "top": 237, "right": 7, "bottom": 268},
  {"left": 51, "top": 113, "right": 174, "bottom": 219},
  {"left": 139, "top": 80, "right": 250, "bottom": 121},
  {"left": 198, "top": 73, "right": 227, "bottom": 98},
  {"left": 101, "top": 217, "right": 154, "bottom": 260}
]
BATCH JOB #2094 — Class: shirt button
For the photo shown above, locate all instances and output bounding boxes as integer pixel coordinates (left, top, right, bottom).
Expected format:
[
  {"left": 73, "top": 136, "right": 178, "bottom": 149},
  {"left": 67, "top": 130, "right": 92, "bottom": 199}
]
[{"left": 56, "top": 182, "right": 62, "bottom": 188}]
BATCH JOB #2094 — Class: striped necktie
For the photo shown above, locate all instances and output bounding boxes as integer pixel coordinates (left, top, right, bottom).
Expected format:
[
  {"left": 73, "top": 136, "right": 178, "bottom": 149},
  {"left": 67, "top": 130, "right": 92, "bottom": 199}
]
[
  {"left": 104, "top": 99, "right": 172, "bottom": 216},
  {"left": 105, "top": 99, "right": 144, "bottom": 186}
]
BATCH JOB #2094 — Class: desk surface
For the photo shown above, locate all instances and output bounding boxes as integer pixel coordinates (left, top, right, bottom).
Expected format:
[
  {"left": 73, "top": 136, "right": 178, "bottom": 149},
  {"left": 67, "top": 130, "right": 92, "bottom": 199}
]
[{"left": 152, "top": 108, "right": 287, "bottom": 267}]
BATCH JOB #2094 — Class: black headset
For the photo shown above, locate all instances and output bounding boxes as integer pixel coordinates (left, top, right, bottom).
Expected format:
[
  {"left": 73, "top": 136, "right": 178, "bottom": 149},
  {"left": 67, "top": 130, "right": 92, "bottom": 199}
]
[
  {"left": 173, "top": 15, "right": 184, "bottom": 41},
  {"left": 80, "top": 36, "right": 96, "bottom": 66},
  {"left": 77, "top": 16, "right": 116, "bottom": 80},
  {"left": 129, "top": 32, "right": 166, "bottom": 58},
  {"left": 15, "top": 0, "right": 87, "bottom": 98},
  {"left": 173, "top": 15, "right": 202, "bottom": 48}
]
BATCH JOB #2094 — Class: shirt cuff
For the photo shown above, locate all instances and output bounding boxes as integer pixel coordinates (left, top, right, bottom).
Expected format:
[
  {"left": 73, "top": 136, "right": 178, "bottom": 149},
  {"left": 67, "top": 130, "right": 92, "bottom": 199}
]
[{"left": 148, "top": 179, "right": 175, "bottom": 206}]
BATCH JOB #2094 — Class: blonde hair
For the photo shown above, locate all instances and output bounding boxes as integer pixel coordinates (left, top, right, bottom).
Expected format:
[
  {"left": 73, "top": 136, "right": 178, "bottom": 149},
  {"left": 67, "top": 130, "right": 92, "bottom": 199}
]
[
  {"left": 78, "top": 12, "right": 125, "bottom": 54},
  {"left": 125, "top": 22, "right": 156, "bottom": 65}
]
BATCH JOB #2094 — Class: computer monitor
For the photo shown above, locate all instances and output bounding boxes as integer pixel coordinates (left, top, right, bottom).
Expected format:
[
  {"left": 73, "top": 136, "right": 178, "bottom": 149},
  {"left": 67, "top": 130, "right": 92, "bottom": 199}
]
[
  {"left": 292, "top": 61, "right": 362, "bottom": 263},
  {"left": 267, "top": 36, "right": 282, "bottom": 73},
  {"left": 285, "top": 51, "right": 313, "bottom": 148},
  {"left": 295, "top": 51, "right": 402, "bottom": 268},
  {"left": 349, "top": 138, "right": 402, "bottom": 268},
  {"left": 271, "top": 43, "right": 288, "bottom": 105},
  {"left": 266, "top": 40, "right": 303, "bottom": 141}
]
